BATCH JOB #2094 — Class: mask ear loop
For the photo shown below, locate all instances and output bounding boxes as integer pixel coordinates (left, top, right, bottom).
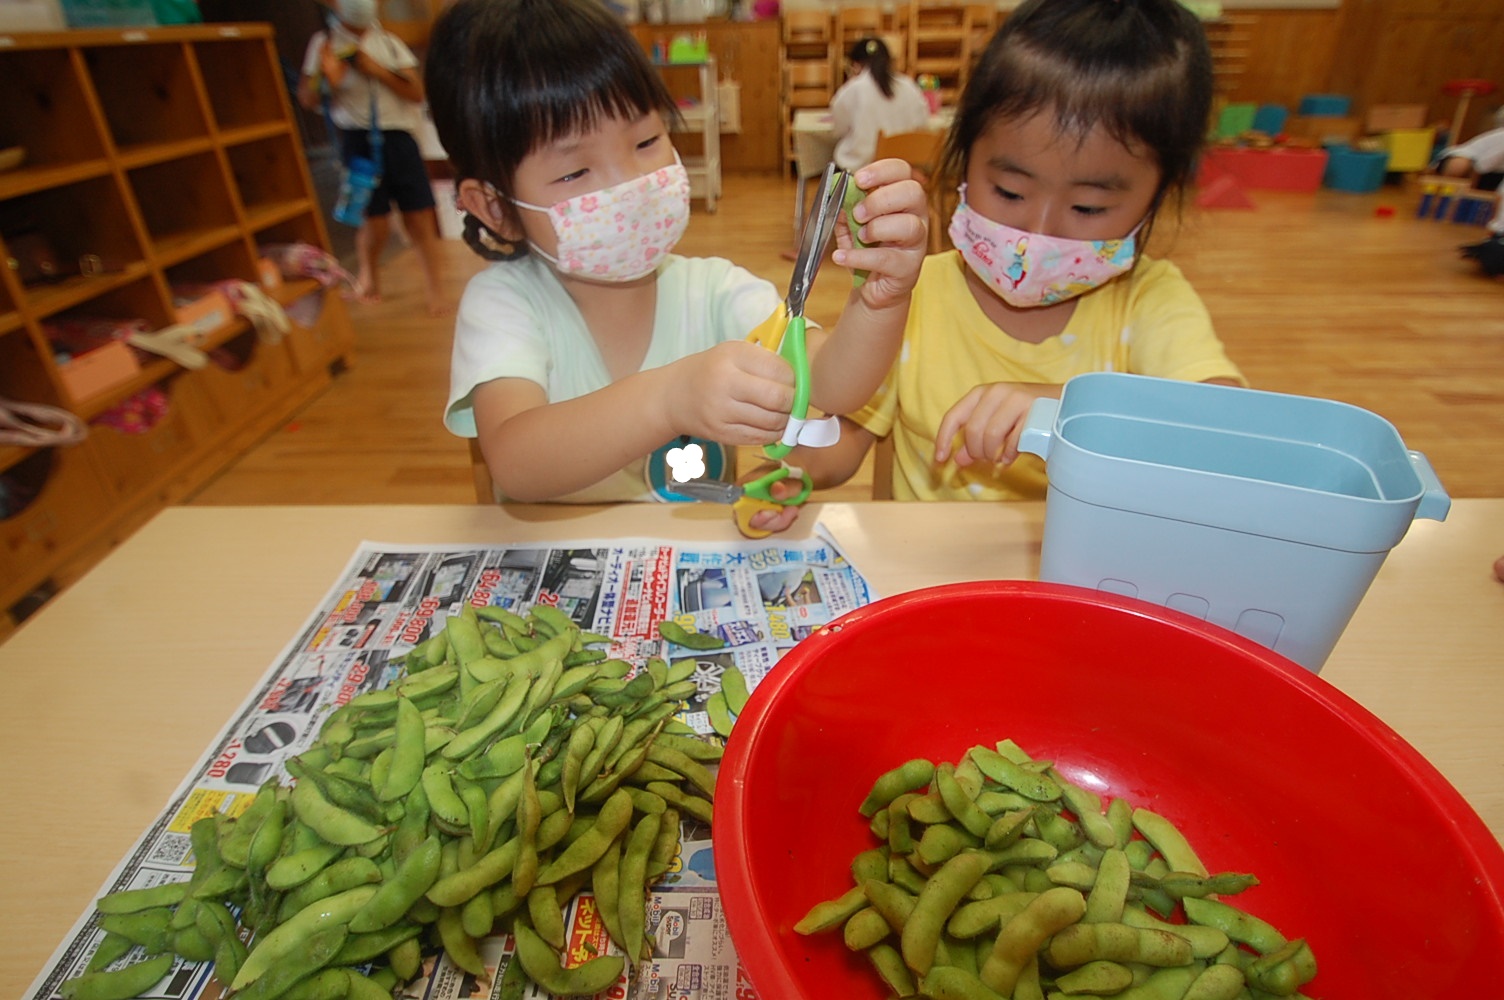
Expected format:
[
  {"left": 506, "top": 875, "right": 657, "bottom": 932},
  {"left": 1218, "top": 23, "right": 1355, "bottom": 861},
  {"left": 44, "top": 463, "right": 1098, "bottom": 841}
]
[{"left": 462, "top": 214, "right": 527, "bottom": 262}]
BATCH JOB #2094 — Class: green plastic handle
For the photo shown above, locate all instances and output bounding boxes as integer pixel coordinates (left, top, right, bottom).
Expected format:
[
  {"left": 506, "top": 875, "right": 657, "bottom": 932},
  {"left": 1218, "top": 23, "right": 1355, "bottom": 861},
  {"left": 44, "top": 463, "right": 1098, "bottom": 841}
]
[{"left": 764, "top": 313, "right": 810, "bottom": 461}]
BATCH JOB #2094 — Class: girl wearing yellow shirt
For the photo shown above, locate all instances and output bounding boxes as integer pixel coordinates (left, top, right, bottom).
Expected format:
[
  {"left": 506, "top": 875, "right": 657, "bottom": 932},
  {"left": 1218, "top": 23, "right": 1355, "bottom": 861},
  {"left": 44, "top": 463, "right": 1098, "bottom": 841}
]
[{"left": 751, "top": 0, "right": 1245, "bottom": 529}]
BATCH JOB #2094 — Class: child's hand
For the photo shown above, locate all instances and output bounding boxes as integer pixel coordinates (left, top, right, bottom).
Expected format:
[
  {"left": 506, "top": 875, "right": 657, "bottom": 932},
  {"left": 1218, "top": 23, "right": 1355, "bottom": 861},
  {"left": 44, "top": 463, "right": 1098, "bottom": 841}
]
[
  {"left": 835, "top": 159, "right": 929, "bottom": 310},
  {"left": 739, "top": 467, "right": 805, "bottom": 538},
  {"left": 667, "top": 341, "right": 797, "bottom": 446},
  {"left": 934, "top": 383, "right": 1059, "bottom": 468}
]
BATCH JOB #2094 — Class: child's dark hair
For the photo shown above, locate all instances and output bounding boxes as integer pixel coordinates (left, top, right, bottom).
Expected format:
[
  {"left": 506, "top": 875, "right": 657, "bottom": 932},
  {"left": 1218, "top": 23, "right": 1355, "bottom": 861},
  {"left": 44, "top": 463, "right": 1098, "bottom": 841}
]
[
  {"left": 941, "top": 0, "right": 1213, "bottom": 222},
  {"left": 425, "top": 0, "right": 680, "bottom": 261},
  {"left": 848, "top": 36, "right": 896, "bottom": 99}
]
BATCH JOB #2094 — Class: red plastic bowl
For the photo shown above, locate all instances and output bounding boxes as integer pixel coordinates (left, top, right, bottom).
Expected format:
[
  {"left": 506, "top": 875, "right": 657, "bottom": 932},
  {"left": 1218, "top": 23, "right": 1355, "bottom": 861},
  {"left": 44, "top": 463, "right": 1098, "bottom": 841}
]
[{"left": 714, "top": 581, "right": 1504, "bottom": 999}]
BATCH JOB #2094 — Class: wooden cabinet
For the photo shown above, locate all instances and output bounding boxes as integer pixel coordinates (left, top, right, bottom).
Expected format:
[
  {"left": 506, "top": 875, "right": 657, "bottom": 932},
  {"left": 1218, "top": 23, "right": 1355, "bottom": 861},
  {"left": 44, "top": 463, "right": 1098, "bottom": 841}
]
[
  {"left": 0, "top": 24, "right": 355, "bottom": 627},
  {"left": 633, "top": 20, "right": 783, "bottom": 173}
]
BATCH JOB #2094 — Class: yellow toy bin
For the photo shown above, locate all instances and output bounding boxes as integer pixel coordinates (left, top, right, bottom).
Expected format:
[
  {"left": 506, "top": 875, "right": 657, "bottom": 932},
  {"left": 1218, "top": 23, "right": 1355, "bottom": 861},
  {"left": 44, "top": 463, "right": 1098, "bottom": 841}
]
[{"left": 1381, "top": 128, "right": 1435, "bottom": 173}]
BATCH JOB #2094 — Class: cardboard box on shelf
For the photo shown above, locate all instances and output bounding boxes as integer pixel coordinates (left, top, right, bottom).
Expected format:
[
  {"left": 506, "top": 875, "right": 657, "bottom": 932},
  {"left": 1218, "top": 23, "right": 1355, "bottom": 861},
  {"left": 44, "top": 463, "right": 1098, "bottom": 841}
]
[
  {"left": 1366, "top": 104, "right": 1427, "bottom": 133},
  {"left": 57, "top": 340, "right": 141, "bottom": 402},
  {"left": 173, "top": 287, "right": 235, "bottom": 338}
]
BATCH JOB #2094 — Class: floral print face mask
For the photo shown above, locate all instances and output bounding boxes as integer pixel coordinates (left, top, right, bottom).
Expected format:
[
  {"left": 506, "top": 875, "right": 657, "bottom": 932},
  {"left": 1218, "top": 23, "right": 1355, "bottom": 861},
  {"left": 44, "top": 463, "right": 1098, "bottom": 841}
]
[
  {"left": 948, "top": 183, "right": 1143, "bottom": 307},
  {"left": 511, "top": 158, "right": 691, "bottom": 282}
]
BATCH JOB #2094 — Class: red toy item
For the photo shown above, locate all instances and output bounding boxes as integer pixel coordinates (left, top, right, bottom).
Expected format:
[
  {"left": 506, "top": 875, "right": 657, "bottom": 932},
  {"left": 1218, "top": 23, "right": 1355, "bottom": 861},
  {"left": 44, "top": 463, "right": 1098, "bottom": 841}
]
[{"left": 1443, "top": 78, "right": 1496, "bottom": 144}]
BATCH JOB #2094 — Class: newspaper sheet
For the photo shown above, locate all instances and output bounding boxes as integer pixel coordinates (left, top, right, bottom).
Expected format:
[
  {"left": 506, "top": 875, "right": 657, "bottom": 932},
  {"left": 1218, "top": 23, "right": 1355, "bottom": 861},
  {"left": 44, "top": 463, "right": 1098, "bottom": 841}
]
[{"left": 27, "top": 526, "right": 874, "bottom": 1000}]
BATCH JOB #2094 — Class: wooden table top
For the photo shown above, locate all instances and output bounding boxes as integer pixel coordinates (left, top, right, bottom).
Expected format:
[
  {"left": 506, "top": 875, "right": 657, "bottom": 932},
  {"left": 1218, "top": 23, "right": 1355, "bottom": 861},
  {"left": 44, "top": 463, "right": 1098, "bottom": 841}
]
[{"left": 1, "top": 499, "right": 1500, "bottom": 995}]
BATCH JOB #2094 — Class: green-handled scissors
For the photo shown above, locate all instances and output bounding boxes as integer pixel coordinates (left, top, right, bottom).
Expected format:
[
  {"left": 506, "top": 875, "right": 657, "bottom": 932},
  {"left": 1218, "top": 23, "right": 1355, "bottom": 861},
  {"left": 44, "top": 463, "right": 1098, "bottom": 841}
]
[
  {"left": 669, "top": 163, "right": 854, "bottom": 534},
  {"left": 763, "top": 162, "right": 852, "bottom": 463}
]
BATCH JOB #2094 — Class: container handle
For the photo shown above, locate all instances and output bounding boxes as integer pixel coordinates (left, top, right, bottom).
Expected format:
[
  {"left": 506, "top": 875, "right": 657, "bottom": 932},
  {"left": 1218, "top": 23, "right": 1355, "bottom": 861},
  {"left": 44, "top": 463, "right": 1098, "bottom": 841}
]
[
  {"left": 1407, "top": 450, "right": 1451, "bottom": 522},
  {"left": 1017, "top": 397, "right": 1059, "bottom": 461}
]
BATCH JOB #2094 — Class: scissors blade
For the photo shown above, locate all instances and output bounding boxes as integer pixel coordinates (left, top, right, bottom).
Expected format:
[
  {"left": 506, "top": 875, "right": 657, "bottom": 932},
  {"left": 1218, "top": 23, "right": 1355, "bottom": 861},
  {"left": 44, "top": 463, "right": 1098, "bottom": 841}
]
[
  {"left": 667, "top": 479, "right": 744, "bottom": 504},
  {"left": 786, "top": 164, "right": 850, "bottom": 315}
]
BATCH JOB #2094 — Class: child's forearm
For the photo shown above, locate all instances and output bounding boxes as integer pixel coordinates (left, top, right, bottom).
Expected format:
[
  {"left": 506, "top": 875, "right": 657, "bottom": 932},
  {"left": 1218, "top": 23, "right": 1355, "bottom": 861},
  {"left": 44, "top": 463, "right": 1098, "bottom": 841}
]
[
  {"left": 476, "top": 371, "right": 681, "bottom": 501},
  {"left": 783, "top": 419, "right": 875, "bottom": 490},
  {"left": 807, "top": 292, "right": 909, "bottom": 416}
]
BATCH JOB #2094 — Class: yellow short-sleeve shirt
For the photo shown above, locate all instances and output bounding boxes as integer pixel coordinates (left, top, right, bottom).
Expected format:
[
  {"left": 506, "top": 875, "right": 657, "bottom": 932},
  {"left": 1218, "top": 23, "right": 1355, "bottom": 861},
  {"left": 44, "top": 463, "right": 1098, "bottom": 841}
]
[{"left": 850, "top": 251, "right": 1245, "bottom": 501}]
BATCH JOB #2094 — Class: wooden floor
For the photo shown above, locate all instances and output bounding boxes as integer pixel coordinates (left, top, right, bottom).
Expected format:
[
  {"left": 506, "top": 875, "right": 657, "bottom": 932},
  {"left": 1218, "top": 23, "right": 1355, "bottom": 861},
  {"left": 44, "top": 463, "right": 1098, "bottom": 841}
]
[{"left": 188, "top": 171, "right": 1504, "bottom": 508}]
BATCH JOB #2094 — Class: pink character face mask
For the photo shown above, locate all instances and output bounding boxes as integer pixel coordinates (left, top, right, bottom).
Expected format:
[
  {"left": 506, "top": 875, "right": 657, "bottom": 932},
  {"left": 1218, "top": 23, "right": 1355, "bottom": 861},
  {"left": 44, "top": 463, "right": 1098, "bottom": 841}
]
[
  {"left": 512, "top": 159, "right": 690, "bottom": 282},
  {"left": 948, "top": 184, "right": 1142, "bottom": 307}
]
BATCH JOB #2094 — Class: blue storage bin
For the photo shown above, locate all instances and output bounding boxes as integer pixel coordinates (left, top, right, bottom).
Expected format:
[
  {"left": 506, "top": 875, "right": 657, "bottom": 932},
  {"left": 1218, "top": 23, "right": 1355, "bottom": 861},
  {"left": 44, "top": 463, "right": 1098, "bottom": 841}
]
[
  {"left": 1298, "top": 94, "right": 1352, "bottom": 116},
  {"left": 61, "top": 0, "right": 155, "bottom": 25},
  {"left": 1252, "top": 104, "right": 1289, "bottom": 135},
  {"left": 1018, "top": 373, "right": 1450, "bottom": 672},
  {"left": 1324, "top": 145, "right": 1389, "bottom": 192}
]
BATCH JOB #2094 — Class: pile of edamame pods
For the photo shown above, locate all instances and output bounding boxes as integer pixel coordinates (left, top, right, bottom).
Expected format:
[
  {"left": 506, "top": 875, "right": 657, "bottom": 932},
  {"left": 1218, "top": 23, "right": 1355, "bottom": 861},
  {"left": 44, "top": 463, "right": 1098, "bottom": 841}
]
[
  {"left": 61, "top": 604, "right": 720, "bottom": 1000},
  {"left": 796, "top": 739, "right": 1318, "bottom": 1000}
]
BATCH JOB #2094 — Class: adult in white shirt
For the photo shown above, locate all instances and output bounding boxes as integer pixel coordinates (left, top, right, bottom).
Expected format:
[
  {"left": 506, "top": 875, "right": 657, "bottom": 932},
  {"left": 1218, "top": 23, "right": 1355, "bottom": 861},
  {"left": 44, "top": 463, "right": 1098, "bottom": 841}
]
[{"left": 829, "top": 37, "right": 931, "bottom": 172}]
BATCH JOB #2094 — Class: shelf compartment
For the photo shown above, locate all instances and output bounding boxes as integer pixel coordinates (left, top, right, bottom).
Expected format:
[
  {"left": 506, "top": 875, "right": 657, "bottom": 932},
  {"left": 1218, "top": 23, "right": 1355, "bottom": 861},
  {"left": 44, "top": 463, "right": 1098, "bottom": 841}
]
[
  {"left": 128, "top": 150, "right": 240, "bottom": 266},
  {"left": 0, "top": 327, "right": 66, "bottom": 408},
  {"left": 0, "top": 159, "right": 114, "bottom": 203},
  {"left": 194, "top": 327, "right": 296, "bottom": 427},
  {"left": 0, "top": 48, "right": 111, "bottom": 175},
  {"left": 254, "top": 214, "right": 326, "bottom": 254},
  {"left": 86, "top": 371, "right": 211, "bottom": 498},
  {"left": 2, "top": 174, "right": 150, "bottom": 318},
  {"left": 85, "top": 41, "right": 210, "bottom": 158},
  {"left": 164, "top": 240, "right": 257, "bottom": 290},
  {"left": 115, "top": 135, "right": 217, "bottom": 172},
  {"left": 219, "top": 121, "right": 291, "bottom": 148},
  {"left": 228, "top": 133, "right": 315, "bottom": 225},
  {"left": 194, "top": 36, "right": 284, "bottom": 133},
  {"left": 282, "top": 285, "right": 351, "bottom": 374}
]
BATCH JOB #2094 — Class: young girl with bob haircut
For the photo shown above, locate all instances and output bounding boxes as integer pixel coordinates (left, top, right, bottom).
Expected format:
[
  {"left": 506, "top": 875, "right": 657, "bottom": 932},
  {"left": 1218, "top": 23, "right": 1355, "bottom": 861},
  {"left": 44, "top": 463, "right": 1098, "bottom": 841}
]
[
  {"left": 426, "top": 0, "right": 928, "bottom": 505},
  {"left": 754, "top": 0, "right": 1246, "bottom": 530}
]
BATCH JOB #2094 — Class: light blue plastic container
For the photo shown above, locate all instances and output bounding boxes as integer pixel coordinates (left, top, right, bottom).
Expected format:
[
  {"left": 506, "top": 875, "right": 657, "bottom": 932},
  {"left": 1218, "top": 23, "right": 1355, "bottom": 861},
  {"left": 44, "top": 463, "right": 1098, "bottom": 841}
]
[{"left": 1018, "top": 373, "right": 1450, "bottom": 672}]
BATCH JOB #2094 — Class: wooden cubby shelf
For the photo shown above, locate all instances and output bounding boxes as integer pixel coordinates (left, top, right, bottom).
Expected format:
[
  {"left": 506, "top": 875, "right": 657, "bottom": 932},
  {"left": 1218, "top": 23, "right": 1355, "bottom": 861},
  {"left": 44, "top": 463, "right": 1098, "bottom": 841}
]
[{"left": 0, "top": 24, "right": 355, "bottom": 628}]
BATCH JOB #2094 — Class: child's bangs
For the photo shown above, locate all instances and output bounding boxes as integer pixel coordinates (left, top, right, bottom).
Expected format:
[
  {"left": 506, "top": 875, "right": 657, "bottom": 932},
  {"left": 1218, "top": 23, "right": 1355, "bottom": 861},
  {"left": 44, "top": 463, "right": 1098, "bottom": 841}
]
[{"left": 515, "top": 52, "right": 677, "bottom": 154}]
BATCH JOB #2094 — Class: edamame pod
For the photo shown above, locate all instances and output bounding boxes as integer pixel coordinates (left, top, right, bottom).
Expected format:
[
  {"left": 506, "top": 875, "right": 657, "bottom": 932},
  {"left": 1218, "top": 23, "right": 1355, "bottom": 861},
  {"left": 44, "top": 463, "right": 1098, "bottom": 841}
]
[
  {"left": 349, "top": 834, "right": 442, "bottom": 933},
  {"left": 618, "top": 811, "right": 661, "bottom": 962},
  {"left": 860, "top": 759, "right": 935, "bottom": 818},
  {"left": 718, "top": 666, "right": 750, "bottom": 714},
  {"left": 979, "top": 886, "right": 1087, "bottom": 995},
  {"left": 229, "top": 885, "right": 377, "bottom": 990},
  {"left": 59, "top": 953, "right": 175, "bottom": 1000},
  {"left": 901, "top": 850, "right": 989, "bottom": 975},
  {"left": 377, "top": 696, "right": 426, "bottom": 802},
  {"left": 538, "top": 788, "right": 633, "bottom": 885},
  {"left": 291, "top": 779, "right": 385, "bottom": 847},
  {"left": 1131, "top": 808, "right": 1209, "bottom": 878},
  {"left": 657, "top": 620, "right": 726, "bottom": 650},
  {"left": 95, "top": 881, "right": 188, "bottom": 915},
  {"left": 513, "top": 920, "right": 625, "bottom": 997}
]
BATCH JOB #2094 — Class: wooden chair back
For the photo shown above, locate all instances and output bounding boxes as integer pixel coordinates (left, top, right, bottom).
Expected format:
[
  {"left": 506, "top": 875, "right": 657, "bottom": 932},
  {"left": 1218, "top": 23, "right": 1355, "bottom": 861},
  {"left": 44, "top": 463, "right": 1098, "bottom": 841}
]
[
  {"left": 468, "top": 439, "right": 496, "bottom": 503},
  {"left": 873, "top": 129, "right": 946, "bottom": 252}
]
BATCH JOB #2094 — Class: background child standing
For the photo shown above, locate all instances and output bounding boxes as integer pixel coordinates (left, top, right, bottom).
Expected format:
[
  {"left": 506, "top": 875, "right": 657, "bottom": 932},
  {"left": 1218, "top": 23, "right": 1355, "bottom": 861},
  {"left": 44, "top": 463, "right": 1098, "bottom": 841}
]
[
  {"left": 425, "top": 0, "right": 928, "bottom": 506},
  {"left": 753, "top": 0, "right": 1245, "bottom": 530},
  {"left": 297, "top": 0, "right": 448, "bottom": 315}
]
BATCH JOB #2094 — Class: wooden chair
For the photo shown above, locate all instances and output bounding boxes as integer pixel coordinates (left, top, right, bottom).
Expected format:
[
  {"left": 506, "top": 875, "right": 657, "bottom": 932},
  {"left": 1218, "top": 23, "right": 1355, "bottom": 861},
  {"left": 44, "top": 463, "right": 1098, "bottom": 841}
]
[
  {"left": 784, "top": 60, "right": 835, "bottom": 107},
  {"left": 836, "top": 6, "right": 885, "bottom": 55},
  {"left": 469, "top": 439, "right": 496, "bottom": 503},
  {"left": 873, "top": 129, "right": 946, "bottom": 253},
  {"left": 871, "top": 434, "right": 896, "bottom": 500}
]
